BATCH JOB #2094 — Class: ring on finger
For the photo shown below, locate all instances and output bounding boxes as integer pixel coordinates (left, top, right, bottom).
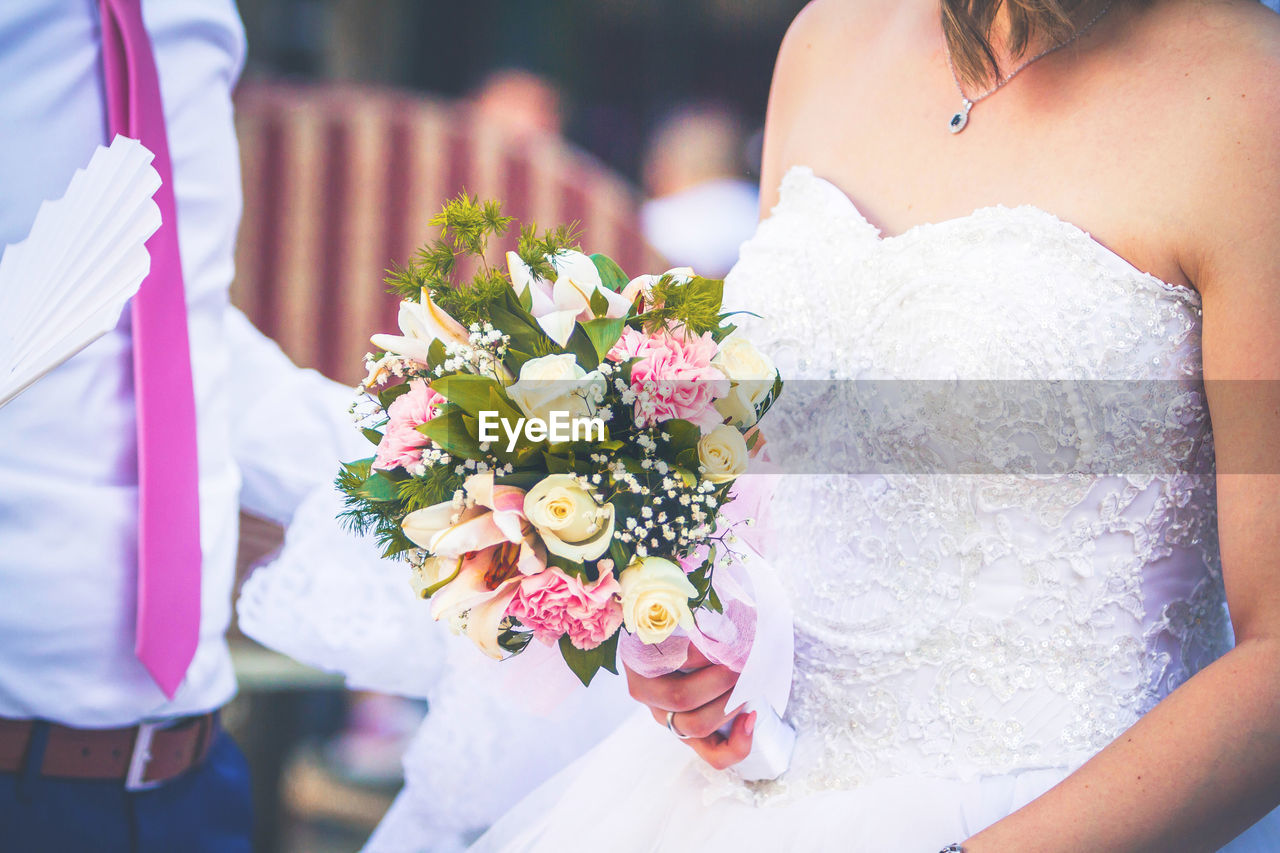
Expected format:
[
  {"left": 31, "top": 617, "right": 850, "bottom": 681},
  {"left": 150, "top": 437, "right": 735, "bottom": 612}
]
[{"left": 666, "top": 710, "right": 695, "bottom": 740}]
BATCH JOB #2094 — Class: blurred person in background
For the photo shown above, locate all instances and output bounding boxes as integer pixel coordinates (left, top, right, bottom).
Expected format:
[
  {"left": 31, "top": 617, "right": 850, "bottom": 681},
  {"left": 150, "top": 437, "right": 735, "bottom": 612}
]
[
  {"left": 640, "top": 103, "right": 761, "bottom": 278},
  {"left": 470, "top": 67, "right": 566, "bottom": 140}
]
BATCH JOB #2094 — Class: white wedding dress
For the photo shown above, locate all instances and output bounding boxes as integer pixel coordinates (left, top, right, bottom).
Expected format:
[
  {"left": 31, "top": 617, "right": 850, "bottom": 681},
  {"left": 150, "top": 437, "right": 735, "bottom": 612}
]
[{"left": 466, "top": 166, "right": 1280, "bottom": 852}]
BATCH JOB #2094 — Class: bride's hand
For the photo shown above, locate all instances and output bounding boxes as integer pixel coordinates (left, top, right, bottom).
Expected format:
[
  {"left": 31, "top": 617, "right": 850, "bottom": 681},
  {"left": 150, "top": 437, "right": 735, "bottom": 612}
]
[{"left": 624, "top": 644, "right": 756, "bottom": 770}]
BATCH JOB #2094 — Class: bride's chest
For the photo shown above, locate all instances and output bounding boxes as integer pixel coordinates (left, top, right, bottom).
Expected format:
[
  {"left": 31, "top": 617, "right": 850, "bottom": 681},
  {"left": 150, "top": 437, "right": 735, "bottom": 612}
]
[
  {"left": 725, "top": 168, "right": 1214, "bottom": 482},
  {"left": 727, "top": 174, "right": 1203, "bottom": 384}
]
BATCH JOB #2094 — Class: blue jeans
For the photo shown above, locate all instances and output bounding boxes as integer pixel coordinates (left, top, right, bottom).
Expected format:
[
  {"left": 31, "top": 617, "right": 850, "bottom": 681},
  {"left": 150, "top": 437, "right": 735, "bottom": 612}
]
[{"left": 0, "top": 724, "right": 252, "bottom": 853}]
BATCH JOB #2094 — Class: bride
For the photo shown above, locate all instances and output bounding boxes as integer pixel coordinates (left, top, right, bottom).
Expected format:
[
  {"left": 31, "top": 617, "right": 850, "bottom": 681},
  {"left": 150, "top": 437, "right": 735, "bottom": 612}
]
[{"left": 463, "top": 0, "right": 1280, "bottom": 850}]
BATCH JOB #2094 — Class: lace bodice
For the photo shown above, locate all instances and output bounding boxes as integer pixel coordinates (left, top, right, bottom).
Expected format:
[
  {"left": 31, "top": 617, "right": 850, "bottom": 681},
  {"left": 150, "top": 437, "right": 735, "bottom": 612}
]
[{"left": 718, "top": 166, "right": 1230, "bottom": 800}]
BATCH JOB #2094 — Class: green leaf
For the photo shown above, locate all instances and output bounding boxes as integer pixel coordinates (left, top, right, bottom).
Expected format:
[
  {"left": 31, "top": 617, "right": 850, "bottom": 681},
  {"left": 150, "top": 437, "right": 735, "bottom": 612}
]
[
  {"left": 590, "top": 253, "right": 628, "bottom": 293},
  {"left": 362, "top": 428, "right": 384, "bottom": 446},
  {"left": 430, "top": 374, "right": 512, "bottom": 418},
  {"left": 665, "top": 419, "right": 700, "bottom": 454},
  {"left": 358, "top": 470, "right": 401, "bottom": 502},
  {"left": 342, "top": 457, "right": 374, "bottom": 480},
  {"left": 500, "top": 283, "right": 547, "bottom": 330},
  {"left": 589, "top": 287, "right": 610, "bottom": 318},
  {"left": 498, "top": 626, "right": 533, "bottom": 655},
  {"left": 489, "top": 288, "right": 558, "bottom": 357},
  {"left": 705, "top": 584, "right": 724, "bottom": 614},
  {"left": 427, "top": 338, "right": 447, "bottom": 371},
  {"left": 693, "top": 276, "right": 725, "bottom": 311},
  {"left": 564, "top": 325, "right": 599, "bottom": 370},
  {"left": 418, "top": 405, "right": 482, "bottom": 457},
  {"left": 378, "top": 383, "right": 411, "bottom": 410},
  {"left": 597, "top": 628, "right": 620, "bottom": 675},
  {"left": 487, "top": 386, "right": 523, "bottom": 422},
  {"left": 496, "top": 469, "right": 546, "bottom": 490},
  {"left": 581, "top": 317, "right": 625, "bottom": 362},
  {"left": 503, "top": 346, "right": 537, "bottom": 374},
  {"left": 517, "top": 283, "right": 534, "bottom": 313},
  {"left": 543, "top": 451, "right": 574, "bottom": 474},
  {"left": 608, "top": 536, "right": 633, "bottom": 572},
  {"left": 710, "top": 322, "right": 738, "bottom": 344},
  {"left": 546, "top": 553, "right": 589, "bottom": 580},
  {"left": 479, "top": 387, "right": 528, "bottom": 458},
  {"left": 380, "top": 532, "right": 418, "bottom": 559},
  {"left": 558, "top": 630, "right": 619, "bottom": 687},
  {"left": 754, "top": 372, "right": 785, "bottom": 421}
]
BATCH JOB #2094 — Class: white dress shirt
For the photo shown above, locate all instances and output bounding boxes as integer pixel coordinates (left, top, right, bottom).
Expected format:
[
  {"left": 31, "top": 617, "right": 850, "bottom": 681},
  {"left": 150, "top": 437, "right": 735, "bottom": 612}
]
[{"left": 0, "top": 0, "right": 365, "bottom": 727}]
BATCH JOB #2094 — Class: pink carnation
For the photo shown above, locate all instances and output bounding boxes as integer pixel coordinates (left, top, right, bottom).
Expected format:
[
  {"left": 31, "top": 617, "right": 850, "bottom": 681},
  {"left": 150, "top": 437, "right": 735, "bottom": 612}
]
[
  {"left": 628, "top": 329, "right": 728, "bottom": 429},
  {"left": 373, "top": 379, "right": 445, "bottom": 471},
  {"left": 605, "top": 326, "right": 653, "bottom": 363},
  {"left": 506, "top": 564, "right": 624, "bottom": 650}
]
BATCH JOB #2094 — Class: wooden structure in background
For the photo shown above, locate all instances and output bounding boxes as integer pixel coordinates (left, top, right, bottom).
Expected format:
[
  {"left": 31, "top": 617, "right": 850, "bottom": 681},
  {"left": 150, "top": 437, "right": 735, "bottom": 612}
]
[{"left": 231, "top": 80, "right": 664, "bottom": 386}]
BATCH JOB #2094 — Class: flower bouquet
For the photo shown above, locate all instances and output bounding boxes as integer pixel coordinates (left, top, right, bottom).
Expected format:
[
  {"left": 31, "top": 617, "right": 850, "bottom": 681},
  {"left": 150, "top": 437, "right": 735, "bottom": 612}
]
[{"left": 338, "top": 195, "right": 794, "bottom": 778}]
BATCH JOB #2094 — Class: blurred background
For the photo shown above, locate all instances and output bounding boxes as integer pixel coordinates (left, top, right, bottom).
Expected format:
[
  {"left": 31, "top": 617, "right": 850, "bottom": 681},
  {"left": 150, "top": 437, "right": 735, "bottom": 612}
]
[{"left": 225, "top": 1, "right": 805, "bottom": 850}]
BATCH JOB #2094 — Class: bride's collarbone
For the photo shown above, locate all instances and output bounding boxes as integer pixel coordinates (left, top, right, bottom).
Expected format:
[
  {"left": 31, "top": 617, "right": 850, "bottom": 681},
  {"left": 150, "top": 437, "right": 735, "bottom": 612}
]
[
  {"left": 783, "top": 128, "right": 1186, "bottom": 289},
  {"left": 784, "top": 84, "right": 1199, "bottom": 286},
  {"left": 775, "top": 1, "right": 1278, "bottom": 292}
]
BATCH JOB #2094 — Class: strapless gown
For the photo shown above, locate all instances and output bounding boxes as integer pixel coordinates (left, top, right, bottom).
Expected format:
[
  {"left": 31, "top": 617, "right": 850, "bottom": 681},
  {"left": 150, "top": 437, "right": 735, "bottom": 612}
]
[{"left": 467, "top": 166, "right": 1280, "bottom": 852}]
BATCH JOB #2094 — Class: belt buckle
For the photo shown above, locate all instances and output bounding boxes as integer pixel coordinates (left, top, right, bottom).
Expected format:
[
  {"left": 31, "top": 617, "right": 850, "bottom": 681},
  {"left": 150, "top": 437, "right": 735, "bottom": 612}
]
[{"left": 124, "top": 720, "right": 167, "bottom": 792}]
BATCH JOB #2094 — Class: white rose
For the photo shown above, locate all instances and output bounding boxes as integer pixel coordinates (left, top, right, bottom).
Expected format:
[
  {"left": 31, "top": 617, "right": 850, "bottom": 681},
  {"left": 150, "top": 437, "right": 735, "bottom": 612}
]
[
  {"left": 618, "top": 557, "right": 697, "bottom": 645},
  {"left": 506, "top": 354, "right": 605, "bottom": 424},
  {"left": 697, "top": 424, "right": 749, "bottom": 484},
  {"left": 524, "top": 474, "right": 616, "bottom": 562},
  {"left": 711, "top": 333, "right": 776, "bottom": 428}
]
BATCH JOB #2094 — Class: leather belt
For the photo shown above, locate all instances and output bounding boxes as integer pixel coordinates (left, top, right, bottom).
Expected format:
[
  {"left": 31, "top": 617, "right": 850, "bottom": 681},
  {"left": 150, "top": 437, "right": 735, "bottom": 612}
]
[{"left": 0, "top": 712, "right": 218, "bottom": 791}]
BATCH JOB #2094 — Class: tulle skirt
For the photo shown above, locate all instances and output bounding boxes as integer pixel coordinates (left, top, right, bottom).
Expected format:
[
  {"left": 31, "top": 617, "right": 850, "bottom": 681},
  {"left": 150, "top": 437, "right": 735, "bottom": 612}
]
[{"left": 471, "top": 709, "right": 1280, "bottom": 853}]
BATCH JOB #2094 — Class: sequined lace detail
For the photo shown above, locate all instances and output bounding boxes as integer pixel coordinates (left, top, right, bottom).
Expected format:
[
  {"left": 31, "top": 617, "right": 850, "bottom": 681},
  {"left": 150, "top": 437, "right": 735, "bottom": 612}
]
[{"left": 702, "top": 166, "right": 1230, "bottom": 804}]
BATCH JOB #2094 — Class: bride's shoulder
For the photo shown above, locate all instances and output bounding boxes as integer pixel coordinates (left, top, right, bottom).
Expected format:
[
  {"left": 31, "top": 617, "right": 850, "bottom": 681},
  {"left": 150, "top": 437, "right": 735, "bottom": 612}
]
[
  {"left": 774, "top": 0, "right": 886, "bottom": 65},
  {"left": 1140, "top": 1, "right": 1280, "bottom": 90},
  {"left": 758, "top": 0, "right": 887, "bottom": 211},
  {"left": 1156, "top": 1, "right": 1280, "bottom": 295}
]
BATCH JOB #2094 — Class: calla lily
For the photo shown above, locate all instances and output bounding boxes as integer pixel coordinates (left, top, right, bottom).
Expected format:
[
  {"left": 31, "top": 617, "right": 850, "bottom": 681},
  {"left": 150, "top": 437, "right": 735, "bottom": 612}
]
[
  {"left": 361, "top": 352, "right": 400, "bottom": 393},
  {"left": 505, "top": 252, "right": 582, "bottom": 346},
  {"left": 409, "top": 554, "right": 455, "bottom": 600},
  {"left": 506, "top": 250, "right": 638, "bottom": 346},
  {"left": 534, "top": 309, "right": 581, "bottom": 348},
  {"left": 400, "top": 472, "right": 546, "bottom": 658},
  {"left": 620, "top": 267, "right": 695, "bottom": 312},
  {"left": 371, "top": 288, "right": 470, "bottom": 363},
  {"left": 550, "top": 250, "right": 634, "bottom": 321},
  {"left": 505, "top": 251, "right": 557, "bottom": 316}
]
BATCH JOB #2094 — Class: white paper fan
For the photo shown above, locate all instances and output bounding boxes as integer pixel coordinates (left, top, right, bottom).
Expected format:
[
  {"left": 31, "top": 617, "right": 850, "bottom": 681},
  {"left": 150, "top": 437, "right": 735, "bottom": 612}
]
[{"left": 0, "top": 134, "right": 162, "bottom": 408}]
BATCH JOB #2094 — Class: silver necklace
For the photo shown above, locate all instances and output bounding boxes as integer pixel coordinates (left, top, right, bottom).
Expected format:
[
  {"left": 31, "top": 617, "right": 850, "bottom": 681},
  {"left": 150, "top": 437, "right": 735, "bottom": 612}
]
[{"left": 946, "top": 2, "right": 1113, "bottom": 134}]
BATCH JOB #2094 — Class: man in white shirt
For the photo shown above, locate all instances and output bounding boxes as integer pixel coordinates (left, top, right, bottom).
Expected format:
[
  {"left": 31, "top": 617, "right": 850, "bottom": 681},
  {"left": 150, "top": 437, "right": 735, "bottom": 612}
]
[{"left": 0, "top": 2, "right": 362, "bottom": 848}]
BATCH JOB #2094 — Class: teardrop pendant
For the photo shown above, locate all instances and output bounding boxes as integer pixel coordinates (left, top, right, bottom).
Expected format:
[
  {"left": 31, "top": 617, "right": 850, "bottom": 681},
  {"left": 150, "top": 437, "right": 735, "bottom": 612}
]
[{"left": 949, "top": 102, "right": 971, "bottom": 134}]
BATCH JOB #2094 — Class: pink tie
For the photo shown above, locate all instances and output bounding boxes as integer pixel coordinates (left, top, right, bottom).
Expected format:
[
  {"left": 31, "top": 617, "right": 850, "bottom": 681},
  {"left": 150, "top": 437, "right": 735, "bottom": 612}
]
[{"left": 99, "top": 0, "right": 202, "bottom": 699}]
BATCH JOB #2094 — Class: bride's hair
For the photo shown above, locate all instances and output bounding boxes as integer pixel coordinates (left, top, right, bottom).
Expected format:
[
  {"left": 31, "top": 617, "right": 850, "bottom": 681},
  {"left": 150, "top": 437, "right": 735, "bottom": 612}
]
[{"left": 942, "top": 0, "right": 1133, "bottom": 87}]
